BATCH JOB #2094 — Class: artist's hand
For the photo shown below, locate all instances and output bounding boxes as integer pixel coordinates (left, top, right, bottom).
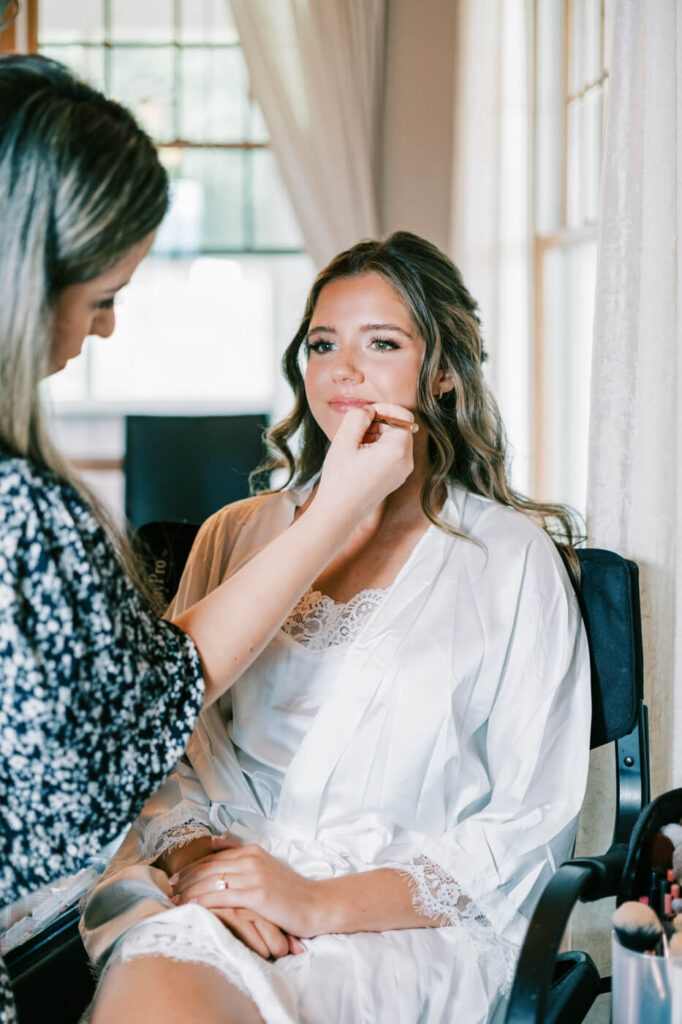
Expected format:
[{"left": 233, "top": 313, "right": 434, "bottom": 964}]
[
  {"left": 316, "top": 403, "right": 416, "bottom": 523},
  {"left": 170, "top": 837, "right": 320, "bottom": 939}
]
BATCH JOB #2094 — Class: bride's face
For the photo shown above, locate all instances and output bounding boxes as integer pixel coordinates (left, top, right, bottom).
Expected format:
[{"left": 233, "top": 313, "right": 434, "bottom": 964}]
[{"left": 304, "top": 271, "right": 426, "bottom": 441}]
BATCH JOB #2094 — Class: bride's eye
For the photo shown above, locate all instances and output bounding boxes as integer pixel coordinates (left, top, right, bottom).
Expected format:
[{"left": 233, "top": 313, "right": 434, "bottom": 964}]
[
  {"left": 307, "top": 340, "right": 335, "bottom": 354},
  {"left": 371, "top": 338, "right": 399, "bottom": 351}
]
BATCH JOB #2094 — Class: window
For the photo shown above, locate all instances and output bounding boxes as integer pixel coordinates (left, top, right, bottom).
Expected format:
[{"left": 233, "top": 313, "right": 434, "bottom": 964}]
[
  {"left": 35, "top": 0, "right": 313, "bottom": 410},
  {"left": 532, "top": 0, "right": 610, "bottom": 513}
]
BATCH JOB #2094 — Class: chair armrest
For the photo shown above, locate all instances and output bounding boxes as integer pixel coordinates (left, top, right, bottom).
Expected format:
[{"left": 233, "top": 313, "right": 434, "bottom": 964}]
[
  {"left": 504, "top": 850, "right": 623, "bottom": 1024},
  {"left": 566, "top": 843, "right": 628, "bottom": 902}
]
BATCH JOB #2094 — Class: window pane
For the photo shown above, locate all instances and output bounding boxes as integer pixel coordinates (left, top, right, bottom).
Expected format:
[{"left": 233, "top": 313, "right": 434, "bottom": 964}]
[
  {"left": 39, "top": 0, "right": 104, "bottom": 44},
  {"left": 535, "top": 0, "right": 564, "bottom": 233},
  {"left": 584, "top": 0, "right": 602, "bottom": 85},
  {"left": 109, "top": 0, "right": 174, "bottom": 43},
  {"left": 539, "top": 241, "right": 596, "bottom": 512},
  {"left": 249, "top": 100, "right": 270, "bottom": 144},
  {"left": 39, "top": 45, "right": 106, "bottom": 91},
  {"left": 179, "top": 48, "right": 249, "bottom": 142},
  {"left": 88, "top": 257, "right": 274, "bottom": 402},
  {"left": 109, "top": 47, "right": 175, "bottom": 141},
  {"left": 250, "top": 150, "right": 303, "bottom": 250},
  {"left": 154, "top": 149, "right": 246, "bottom": 252},
  {"left": 583, "top": 87, "right": 602, "bottom": 224},
  {"left": 568, "top": 0, "right": 585, "bottom": 96},
  {"left": 180, "top": 0, "right": 239, "bottom": 44},
  {"left": 566, "top": 98, "right": 583, "bottom": 228}
]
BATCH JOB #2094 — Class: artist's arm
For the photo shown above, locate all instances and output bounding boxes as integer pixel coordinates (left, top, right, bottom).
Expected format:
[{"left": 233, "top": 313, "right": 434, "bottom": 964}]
[{"left": 173, "top": 404, "right": 414, "bottom": 709}]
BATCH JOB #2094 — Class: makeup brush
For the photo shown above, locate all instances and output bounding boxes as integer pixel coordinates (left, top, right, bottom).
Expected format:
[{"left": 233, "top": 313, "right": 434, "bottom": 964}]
[
  {"left": 373, "top": 414, "right": 419, "bottom": 433},
  {"left": 612, "top": 901, "right": 664, "bottom": 953},
  {"left": 670, "top": 933, "right": 682, "bottom": 957},
  {"left": 613, "top": 903, "right": 669, "bottom": 1002}
]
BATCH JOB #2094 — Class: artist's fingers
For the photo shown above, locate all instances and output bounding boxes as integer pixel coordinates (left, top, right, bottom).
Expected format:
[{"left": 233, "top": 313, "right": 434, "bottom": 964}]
[
  {"left": 360, "top": 423, "right": 387, "bottom": 445},
  {"left": 369, "top": 402, "right": 416, "bottom": 427},
  {"left": 331, "top": 405, "right": 375, "bottom": 451},
  {"left": 211, "top": 909, "right": 271, "bottom": 960}
]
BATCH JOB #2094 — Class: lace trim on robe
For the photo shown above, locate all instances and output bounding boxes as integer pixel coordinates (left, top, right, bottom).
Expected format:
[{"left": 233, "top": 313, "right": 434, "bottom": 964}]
[
  {"left": 140, "top": 801, "right": 213, "bottom": 863},
  {"left": 116, "top": 919, "right": 253, "bottom": 999},
  {"left": 280, "top": 588, "right": 387, "bottom": 651},
  {"left": 399, "top": 854, "right": 519, "bottom": 995}
]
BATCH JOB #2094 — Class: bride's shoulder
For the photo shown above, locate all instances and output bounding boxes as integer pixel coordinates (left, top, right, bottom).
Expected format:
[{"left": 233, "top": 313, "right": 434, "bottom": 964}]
[{"left": 198, "top": 490, "right": 293, "bottom": 544}]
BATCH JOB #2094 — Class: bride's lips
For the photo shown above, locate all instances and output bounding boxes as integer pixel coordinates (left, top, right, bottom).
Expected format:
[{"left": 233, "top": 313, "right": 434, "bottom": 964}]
[{"left": 328, "top": 398, "right": 371, "bottom": 413}]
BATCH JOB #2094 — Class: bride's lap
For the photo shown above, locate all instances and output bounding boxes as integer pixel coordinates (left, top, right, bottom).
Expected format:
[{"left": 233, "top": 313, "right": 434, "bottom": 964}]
[{"left": 91, "top": 955, "right": 265, "bottom": 1024}]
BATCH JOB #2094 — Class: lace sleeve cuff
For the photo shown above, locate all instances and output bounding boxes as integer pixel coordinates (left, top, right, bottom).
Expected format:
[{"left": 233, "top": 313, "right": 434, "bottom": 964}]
[
  {"left": 140, "top": 802, "right": 213, "bottom": 862},
  {"left": 399, "top": 853, "right": 483, "bottom": 928},
  {"left": 397, "top": 854, "right": 519, "bottom": 996}
]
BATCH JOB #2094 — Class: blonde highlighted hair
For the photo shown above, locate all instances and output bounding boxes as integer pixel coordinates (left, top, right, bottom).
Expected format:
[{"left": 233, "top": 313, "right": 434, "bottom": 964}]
[{"left": 0, "top": 55, "right": 169, "bottom": 604}]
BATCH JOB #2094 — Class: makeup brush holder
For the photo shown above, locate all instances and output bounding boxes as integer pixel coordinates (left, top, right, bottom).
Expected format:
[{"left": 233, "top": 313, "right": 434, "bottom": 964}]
[{"left": 612, "top": 934, "right": 682, "bottom": 1024}]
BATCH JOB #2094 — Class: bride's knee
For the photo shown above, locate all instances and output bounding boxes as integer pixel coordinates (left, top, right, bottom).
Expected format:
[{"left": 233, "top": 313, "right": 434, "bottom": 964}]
[{"left": 91, "top": 955, "right": 264, "bottom": 1024}]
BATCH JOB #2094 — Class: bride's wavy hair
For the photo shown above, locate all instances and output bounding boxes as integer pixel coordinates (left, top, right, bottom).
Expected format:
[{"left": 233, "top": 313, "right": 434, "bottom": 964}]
[{"left": 257, "top": 230, "right": 583, "bottom": 579}]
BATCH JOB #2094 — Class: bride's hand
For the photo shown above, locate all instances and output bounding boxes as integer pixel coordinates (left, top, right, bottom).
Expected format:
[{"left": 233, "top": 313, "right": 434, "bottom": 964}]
[
  {"left": 207, "top": 905, "right": 303, "bottom": 960},
  {"left": 170, "top": 837, "right": 320, "bottom": 940},
  {"left": 315, "top": 403, "right": 417, "bottom": 523}
]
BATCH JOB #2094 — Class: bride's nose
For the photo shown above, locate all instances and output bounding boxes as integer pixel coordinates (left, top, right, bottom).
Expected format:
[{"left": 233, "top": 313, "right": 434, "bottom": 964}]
[{"left": 330, "top": 349, "right": 363, "bottom": 383}]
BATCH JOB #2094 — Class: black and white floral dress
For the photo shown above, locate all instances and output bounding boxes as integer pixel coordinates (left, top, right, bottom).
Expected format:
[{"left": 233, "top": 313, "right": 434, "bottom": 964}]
[{"left": 0, "top": 452, "right": 204, "bottom": 1023}]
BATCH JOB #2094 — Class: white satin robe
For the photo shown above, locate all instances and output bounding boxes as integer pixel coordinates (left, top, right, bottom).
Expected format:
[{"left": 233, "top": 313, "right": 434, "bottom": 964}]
[{"left": 80, "top": 483, "right": 591, "bottom": 1024}]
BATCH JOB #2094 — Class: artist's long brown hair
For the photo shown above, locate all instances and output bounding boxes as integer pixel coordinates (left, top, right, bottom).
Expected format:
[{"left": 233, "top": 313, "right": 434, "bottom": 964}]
[{"left": 257, "top": 231, "right": 583, "bottom": 579}]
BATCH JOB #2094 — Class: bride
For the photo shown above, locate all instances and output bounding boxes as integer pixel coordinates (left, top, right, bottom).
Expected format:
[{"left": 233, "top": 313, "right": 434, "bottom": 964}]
[{"left": 83, "top": 231, "right": 591, "bottom": 1024}]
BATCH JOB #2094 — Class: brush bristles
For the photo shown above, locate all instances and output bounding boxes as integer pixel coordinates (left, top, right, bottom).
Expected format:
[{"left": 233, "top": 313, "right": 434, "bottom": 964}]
[
  {"left": 670, "top": 933, "right": 682, "bottom": 957},
  {"left": 662, "top": 824, "right": 682, "bottom": 848},
  {"left": 613, "top": 901, "right": 663, "bottom": 953}
]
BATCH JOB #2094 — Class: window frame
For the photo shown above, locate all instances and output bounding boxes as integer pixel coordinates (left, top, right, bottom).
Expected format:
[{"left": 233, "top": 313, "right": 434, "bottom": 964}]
[
  {"left": 530, "top": 0, "right": 608, "bottom": 501},
  {"left": 30, "top": 0, "right": 303, "bottom": 256}
]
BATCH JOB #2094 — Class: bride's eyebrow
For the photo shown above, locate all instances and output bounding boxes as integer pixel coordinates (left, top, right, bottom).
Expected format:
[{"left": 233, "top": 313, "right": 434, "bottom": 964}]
[
  {"left": 307, "top": 326, "right": 337, "bottom": 336},
  {"left": 360, "top": 323, "right": 412, "bottom": 337}
]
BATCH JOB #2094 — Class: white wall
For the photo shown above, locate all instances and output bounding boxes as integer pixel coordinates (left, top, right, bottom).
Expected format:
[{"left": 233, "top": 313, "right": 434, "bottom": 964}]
[{"left": 381, "top": 0, "right": 457, "bottom": 248}]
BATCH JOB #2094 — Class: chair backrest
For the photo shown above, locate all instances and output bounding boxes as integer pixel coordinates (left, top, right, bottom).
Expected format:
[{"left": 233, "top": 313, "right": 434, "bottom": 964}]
[
  {"left": 135, "top": 520, "right": 200, "bottom": 608},
  {"left": 124, "top": 414, "right": 268, "bottom": 530},
  {"left": 575, "top": 549, "right": 644, "bottom": 749}
]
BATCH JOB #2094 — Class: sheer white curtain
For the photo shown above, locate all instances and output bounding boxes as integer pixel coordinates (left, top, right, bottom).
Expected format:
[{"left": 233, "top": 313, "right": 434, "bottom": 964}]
[
  {"left": 449, "top": 0, "right": 532, "bottom": 492},
  {"left": 588, "top": 0, "right": 681, "bottom": 797},
  {"left": 230, "top": 0, "right": 385, "bottom": 269},
  {"left": 571, "top": 1, "right": 682, "bottom": 1006}
]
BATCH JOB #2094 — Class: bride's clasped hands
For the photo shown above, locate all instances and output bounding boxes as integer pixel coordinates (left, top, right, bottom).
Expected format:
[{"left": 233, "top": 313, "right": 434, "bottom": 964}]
[{"left": 169, "top": 836, "right": 319, "bottom": 958}]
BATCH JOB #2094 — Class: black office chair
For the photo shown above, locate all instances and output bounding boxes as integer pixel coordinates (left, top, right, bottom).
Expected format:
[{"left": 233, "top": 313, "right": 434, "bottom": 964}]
[
  {"left": 124, "top": 414, "right": 269, "bottom": 530},
  {"left": 505, "top": 548, "right": 649, "bottom": 1023}
]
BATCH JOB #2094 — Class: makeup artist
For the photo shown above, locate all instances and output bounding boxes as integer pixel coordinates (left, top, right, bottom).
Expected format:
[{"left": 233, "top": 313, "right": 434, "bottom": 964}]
[{"left": 0, "top": 56, "right": 415, "bottom": 1024}]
